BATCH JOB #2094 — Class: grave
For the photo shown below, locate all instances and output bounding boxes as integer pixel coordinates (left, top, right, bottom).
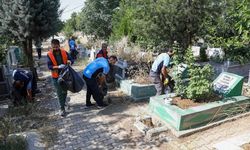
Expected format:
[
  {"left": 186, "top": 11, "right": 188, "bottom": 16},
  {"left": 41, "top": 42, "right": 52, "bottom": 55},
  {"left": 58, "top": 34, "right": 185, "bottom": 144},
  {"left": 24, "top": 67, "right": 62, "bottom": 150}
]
[
  {"left": 149, "top": 72, "right": 250, "bottom": 134},
  {"left": 114, "top": 59, "right": 156, "bottom": 101},
  {"left": 118, "top": 79, "right": 157, "bottom": 101}
]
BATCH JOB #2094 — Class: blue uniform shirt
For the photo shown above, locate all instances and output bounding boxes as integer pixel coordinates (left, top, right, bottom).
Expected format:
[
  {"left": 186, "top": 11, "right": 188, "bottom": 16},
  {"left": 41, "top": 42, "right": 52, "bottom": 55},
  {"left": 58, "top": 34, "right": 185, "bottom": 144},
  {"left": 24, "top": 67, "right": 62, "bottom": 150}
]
[
  {"left": 151, "top": 53, "right": 170, "bottom": 73},
  {"left": 83, "top": 58, "right": 110, "bottom": 79},
  {"left": 13, "top": 70, "right": 33, "bottom": 90}
]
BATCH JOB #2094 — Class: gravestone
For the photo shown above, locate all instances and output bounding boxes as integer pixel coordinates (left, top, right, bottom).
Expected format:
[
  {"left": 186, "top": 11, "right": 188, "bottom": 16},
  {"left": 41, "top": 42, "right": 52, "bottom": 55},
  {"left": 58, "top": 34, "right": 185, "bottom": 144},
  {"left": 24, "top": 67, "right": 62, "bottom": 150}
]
[
  {"left": 206, "top": 47, "right": 224, "bottom": 59},
  {"left": 191, "top": 46, "right": 200, "bottom": 57},
  {"left": 114, "top": 59, "right": 128, "bottom": 79},
  {"left": 213, "top": 72, "right": 243, "bottom": 97},
  {"left": 171, "top": 63, "right": 188, "bottom": 79},
  {"left": 0, "top": 65, "right": 12, "bottom": 98},
  {"left": 7, "top": 46, "right": 21, "bottom": 66}
]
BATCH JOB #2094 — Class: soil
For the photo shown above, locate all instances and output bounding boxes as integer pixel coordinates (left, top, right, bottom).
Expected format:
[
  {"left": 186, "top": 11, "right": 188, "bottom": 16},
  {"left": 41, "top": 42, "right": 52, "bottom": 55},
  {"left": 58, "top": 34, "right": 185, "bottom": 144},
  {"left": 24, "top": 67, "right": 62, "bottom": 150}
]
[
  {"left": 133, "top": 76, "right": 152, "bottom": 84},
  {"left": 242, "top": 84, "right": 250, "bottom": 97},
  {"left": 171, "top": 94, "right": 221, "bottom": 109},
  {"left": 242, "top": 143, "right": 250, "bottom": 150}
]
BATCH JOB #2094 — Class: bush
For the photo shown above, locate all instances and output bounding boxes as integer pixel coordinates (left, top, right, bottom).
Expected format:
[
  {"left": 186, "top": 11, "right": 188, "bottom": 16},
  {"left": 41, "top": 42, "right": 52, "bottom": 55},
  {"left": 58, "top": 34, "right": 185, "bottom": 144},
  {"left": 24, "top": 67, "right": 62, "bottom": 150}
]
[
  {"left": 186, "top": 64, "right": 214, "bottom": 101},
  {"left": 0, "top": 135, "right": 26, "bottom": 150}
]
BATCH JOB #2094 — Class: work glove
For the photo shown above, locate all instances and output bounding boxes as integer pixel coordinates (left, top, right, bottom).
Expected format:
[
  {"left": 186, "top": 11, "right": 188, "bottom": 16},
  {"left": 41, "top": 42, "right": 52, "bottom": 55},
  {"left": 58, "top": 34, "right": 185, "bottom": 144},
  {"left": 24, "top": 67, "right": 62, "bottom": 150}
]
[
  {"left": 164, "top": 78, "right": 169, "bottom": 86},
  {"left": 58, "top": 64, "right": 66, "bottom": 69}
]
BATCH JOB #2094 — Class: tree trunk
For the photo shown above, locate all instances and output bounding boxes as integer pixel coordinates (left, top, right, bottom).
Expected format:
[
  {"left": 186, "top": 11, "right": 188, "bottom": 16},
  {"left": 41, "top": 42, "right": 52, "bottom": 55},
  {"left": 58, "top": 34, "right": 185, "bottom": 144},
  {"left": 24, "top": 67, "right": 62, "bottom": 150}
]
[
  {"left": 23, "top": 38, "right": 34, "bottom": 70},
  {"left": 23, "top": 38, "right": 39, "bottom": 80}
]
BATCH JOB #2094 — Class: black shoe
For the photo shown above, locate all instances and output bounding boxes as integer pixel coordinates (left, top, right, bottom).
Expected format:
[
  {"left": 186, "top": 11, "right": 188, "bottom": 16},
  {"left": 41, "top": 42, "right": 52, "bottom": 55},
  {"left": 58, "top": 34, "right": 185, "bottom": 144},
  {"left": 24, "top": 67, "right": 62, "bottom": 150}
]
[
  {"left": 60, "top": 109, "right": 66, "bottom": 117},
  {"left": 84, "top": 103, "right": 95, "bottom": 109},
  {"left": 35, "top": 89, "right": 41, "bottom": 94},
  {"left": 96, "top": 103, "right": 108, "bottom": 109}
]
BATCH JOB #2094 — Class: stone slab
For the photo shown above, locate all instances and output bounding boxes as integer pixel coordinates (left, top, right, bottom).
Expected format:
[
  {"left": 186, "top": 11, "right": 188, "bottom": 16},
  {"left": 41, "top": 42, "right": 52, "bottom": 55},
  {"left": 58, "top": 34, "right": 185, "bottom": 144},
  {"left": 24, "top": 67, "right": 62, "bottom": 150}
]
[{"left": 117, "top": 79, "right": 157, "bottom": 101}]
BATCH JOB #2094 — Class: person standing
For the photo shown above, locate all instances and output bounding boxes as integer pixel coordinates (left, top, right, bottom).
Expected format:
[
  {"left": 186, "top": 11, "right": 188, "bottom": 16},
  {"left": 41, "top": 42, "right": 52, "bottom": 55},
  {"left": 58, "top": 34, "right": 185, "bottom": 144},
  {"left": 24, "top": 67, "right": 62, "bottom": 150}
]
[
  {"left": 149, "top": 48, "right": 175, "bottom": 95},
  {"left": 96, "top": 43, "right": 108, "bottom": 59},
  {"left": 35, "top": 40, "right": 42, "bottom": 59},
  {"left": 36, "top": 47, "right": 42, "bottom": 59},
  {"left": 82, "top": 56, "right": 117, "bottom": 108},
  {"left": 47, "top": 39, "right": 73, "bottom": 116},
  {"left": 68, "top": 36, "right": 78, "bottom": 60}
]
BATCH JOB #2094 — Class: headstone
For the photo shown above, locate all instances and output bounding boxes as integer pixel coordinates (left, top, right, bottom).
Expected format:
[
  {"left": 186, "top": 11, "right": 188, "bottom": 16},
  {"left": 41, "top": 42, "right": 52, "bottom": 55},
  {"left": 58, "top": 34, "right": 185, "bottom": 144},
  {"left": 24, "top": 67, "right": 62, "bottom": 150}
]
[
  {"left": 7, "top": 46, "right": 21, "bottom": 67},
  {"left": 213, "top": 72, "right": 244, "bottom": 97},
  {"left": 206, "top": 47, "right": 224, "bottom": 59},
  {"left": 171, "top": 63, "right": 188, "bottom": 79},
  {"left": 191, "top": 46, "right": 200, "bottom": 57},
  {"left": 89, "top": 49, "right": 96, "bottom": 62},
  {"left": 114, "top": 59, "right": 128, "bottom": 79},
  {"left": 0, "top": 65, "right": 12, "bottom": 98}
]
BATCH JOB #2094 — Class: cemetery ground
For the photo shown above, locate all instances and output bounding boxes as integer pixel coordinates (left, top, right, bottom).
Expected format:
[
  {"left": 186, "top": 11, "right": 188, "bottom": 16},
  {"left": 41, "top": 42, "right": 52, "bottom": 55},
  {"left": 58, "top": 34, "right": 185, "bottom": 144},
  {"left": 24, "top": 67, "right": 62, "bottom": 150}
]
[{"left": 1, "top": 49, "right": 250, "bottom": 150}]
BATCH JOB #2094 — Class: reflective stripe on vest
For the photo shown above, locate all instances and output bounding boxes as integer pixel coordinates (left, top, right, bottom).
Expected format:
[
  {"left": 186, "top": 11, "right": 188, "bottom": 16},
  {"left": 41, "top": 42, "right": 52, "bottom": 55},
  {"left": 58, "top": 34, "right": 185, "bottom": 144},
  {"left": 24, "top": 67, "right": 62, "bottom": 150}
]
[{"left": 48, "top": 49, "right": 68, "bottom": 78}]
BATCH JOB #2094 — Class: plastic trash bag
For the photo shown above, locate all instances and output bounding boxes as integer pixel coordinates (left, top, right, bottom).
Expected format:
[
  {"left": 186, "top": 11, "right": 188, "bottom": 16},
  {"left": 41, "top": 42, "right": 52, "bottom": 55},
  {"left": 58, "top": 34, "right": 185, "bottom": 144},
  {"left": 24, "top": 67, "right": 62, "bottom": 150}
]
[{"left": 58, "top": 65, "right": 85, "bottom": 93}]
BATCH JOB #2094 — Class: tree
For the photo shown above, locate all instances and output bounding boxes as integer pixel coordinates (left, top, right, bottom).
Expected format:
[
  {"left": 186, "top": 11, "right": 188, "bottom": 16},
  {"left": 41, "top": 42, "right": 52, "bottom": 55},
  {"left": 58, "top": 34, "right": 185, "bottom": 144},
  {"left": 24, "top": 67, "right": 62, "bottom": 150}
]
[
  {"left": 111, "top": 0, "right": 224, "bottom": 50},
  {"left": 0, "top": 35, "right": 12, "bottom": 63},
  {"left": 110, "top": 0, "right": 134, "bottom": 42},
  {"left": 79, "top": 0, "right": 120, "bottom": 39},
  {"left": 63, "top": 12, "right": 79, "bottom": 38},
  {"left": 0, "top": 0, "right": 62, "bottom": 69},
  {"left": 203, "top": 0, "right": 250, "bottom": 64}
]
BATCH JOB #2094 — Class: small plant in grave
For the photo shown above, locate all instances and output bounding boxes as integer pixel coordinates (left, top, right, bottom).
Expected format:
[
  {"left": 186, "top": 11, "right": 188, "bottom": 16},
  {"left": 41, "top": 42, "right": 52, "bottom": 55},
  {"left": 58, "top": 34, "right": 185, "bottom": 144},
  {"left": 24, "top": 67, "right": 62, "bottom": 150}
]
[
  {"left": 173, "top": 47, "right": 215, "bottom": 102},
  {"left": 185, "top": 47, "right": 214, "bottom": 101},
  {"left": 185, "top": 64, "right": 214, "bottom": 101}
]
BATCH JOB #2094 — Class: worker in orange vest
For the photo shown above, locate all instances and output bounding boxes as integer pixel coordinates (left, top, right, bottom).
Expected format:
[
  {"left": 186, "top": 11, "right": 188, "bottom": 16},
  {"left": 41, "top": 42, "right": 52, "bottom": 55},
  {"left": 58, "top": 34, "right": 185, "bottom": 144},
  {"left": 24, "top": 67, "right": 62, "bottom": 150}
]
[{"left": 47, "top": 39, "right": 73, "bottom": 116}]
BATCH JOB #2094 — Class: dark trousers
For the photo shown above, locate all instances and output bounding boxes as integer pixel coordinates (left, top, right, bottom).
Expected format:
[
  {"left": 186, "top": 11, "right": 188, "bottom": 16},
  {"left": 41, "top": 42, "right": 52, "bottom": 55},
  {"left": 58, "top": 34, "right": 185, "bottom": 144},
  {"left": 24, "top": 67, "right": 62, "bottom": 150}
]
[
  {"left": 83, "top": 75, "right": 104, "bottom": 106},
  {"left": 37, "top": 48, "right": 42, "bottom": 59},
  {"left": 149, "top": 70, "right": 175, "bottom": 95},
  {"left": 53, "top": 78, "right": 67, "bottom": 111},
  {"left": 150, "top": 71, "right": 163, "bottom": 95},
  {"left": 70, "top": 50, "right": 78, "bottom": 60}
]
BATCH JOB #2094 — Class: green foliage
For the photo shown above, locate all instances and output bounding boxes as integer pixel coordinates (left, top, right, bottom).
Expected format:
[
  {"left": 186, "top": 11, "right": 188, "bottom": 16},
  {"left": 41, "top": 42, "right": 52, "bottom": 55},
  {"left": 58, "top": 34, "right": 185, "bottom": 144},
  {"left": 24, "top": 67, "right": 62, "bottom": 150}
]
[
  {"left": 226, "top": 45, "right": 250, "bottom": 64},
  {"left": 110, "top": 0, "right": 134, "bottom": 42},
  {"left": 186, "top": 65, "right": 214, "bottom": 101},
  {"left": 111, "top": 0, "right": 224, "bottom": 50},
  {"left": 0, "top": 0, "right": 62, "bottom": 68},
  {"left": 78, "top": 0, "right": 120, "bottom": 39},
  {"left": 174, "top": 73, "right": 187, "bottom": 97},
  {"left": 184, "top": 47, "right": 195, "bottom": 66},
  {"left": 0, "top": 36, "right": 11, "bottom": 63},
  {"left": 62, "top": 12, "right": 79, "bottom": 38},
  {"left": 172, "top": 42, "right": 186, "bottom": 96},
  {"left": 0, "top": 135, "right": 26, "bottom": 150},
  {"left": 205, "top": 0, "right": 250, "bottom": 64},
  {"left": 172, "top": 42, "right": 183, "bottom": 65}
]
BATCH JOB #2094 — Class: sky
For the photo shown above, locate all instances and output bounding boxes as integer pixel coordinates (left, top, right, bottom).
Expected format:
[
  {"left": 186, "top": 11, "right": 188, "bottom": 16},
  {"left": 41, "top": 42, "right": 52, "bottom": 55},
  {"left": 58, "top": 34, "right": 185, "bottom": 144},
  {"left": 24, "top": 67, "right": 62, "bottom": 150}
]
[{"left": 60, "top": 0, "right": 85, "bottom": 21}]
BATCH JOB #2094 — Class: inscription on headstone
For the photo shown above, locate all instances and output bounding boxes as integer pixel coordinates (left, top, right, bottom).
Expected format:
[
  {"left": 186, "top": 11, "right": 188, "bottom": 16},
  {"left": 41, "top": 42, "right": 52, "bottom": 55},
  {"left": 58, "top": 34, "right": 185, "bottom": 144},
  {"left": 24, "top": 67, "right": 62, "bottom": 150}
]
[{"left": 213, "top": 72, "right": 243, "bottom": 97}]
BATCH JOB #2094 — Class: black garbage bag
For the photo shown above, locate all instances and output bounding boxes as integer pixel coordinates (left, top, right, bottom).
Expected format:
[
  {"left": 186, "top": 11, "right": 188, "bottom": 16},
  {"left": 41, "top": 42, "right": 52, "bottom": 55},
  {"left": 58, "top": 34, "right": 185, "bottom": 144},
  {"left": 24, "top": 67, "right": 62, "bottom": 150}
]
[{"left": 58, "top": 65, "right": 85, "bottom": 93}]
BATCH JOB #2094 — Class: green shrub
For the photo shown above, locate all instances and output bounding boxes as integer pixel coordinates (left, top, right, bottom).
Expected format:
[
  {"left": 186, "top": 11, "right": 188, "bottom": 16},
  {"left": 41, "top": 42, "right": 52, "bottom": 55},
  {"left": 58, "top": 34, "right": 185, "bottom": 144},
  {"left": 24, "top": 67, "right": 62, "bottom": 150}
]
[
  {"left": 0, "top": 135, "right": 26, "bottom": 150},
  {"left": 186, "top": 64, "right": 214, "bottom": 101}
]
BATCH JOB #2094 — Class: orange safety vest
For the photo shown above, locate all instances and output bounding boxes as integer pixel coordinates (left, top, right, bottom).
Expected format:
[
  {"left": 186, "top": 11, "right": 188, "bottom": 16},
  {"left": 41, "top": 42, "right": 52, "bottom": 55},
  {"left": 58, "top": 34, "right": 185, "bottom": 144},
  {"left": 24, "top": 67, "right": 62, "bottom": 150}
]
[{"left": 47, "top": 49, "right": 68, "bottom": 78}]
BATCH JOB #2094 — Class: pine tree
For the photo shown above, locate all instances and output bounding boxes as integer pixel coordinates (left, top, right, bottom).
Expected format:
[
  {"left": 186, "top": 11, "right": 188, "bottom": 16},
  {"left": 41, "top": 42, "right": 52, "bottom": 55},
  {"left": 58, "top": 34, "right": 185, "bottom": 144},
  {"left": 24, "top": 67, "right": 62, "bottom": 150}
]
[{"left": 0, "top": 0, "right": 62, "bottom": 69}]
